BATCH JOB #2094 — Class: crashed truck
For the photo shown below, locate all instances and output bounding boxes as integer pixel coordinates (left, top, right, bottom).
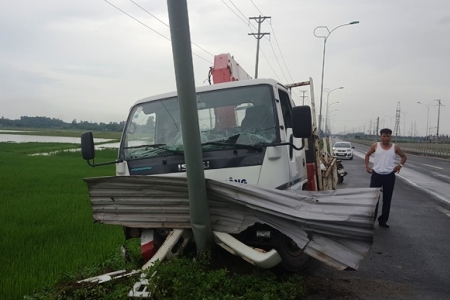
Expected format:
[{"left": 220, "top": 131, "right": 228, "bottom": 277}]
[{"left": 81, "top": 54, "right": 380, "bottom": 276}]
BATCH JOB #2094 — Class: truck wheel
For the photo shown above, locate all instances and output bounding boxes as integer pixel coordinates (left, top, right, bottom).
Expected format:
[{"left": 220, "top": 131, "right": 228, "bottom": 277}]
[{"left": 276, "top": 234, "right": 310, "bottom": 273}]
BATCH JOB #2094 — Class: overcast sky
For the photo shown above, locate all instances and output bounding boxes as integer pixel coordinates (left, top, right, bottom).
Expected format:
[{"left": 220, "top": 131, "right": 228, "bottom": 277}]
[{"left": 1, "top": 0, "right": 449, "bottom": 135}]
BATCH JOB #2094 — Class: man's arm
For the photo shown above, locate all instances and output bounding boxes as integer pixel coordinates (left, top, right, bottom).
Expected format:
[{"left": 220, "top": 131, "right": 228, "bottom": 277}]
[
  {"left": 365, "top": 143, "right": 376, "bottom": 173},
  {"left": 393, "top": 145, "right": 407, "bottom": 173}
]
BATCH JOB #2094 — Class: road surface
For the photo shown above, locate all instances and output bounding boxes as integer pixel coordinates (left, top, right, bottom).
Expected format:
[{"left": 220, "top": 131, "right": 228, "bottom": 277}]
[{"left": 306, "top": 141, "right": 450, "bottom": 300}]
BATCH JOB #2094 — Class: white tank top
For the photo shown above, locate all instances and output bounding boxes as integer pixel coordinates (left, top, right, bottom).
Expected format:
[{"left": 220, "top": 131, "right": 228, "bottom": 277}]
[{"left": 372, "top": 142, "right": 396, "bottom": 174}]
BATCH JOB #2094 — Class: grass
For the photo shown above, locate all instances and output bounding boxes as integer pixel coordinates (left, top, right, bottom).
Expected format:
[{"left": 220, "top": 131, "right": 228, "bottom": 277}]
[
  {"left": 0, "top": 142, "right": 123, "bottom": 300},
  {"left": 144, "top": 251, "right": 306, "bottom": 300},
  {"left": 1, "top": 141, "right": 311, "bottom": 300},
  {"left": 27, "top": 247, "right": 307, "bottom": 300}
]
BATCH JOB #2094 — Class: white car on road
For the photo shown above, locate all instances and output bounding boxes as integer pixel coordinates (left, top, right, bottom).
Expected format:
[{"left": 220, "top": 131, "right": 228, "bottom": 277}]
[{"left": 332, "top": 142, "right": 354, "bottom": 160}]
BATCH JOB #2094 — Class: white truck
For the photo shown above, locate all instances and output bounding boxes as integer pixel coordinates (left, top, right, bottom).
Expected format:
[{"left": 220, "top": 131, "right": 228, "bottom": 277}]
[
  {"left": 80, "top": 55, "right": 373, "bottom": 282},
  {"left": 81, "top": 75, "right": 317, "bottom": 272}
]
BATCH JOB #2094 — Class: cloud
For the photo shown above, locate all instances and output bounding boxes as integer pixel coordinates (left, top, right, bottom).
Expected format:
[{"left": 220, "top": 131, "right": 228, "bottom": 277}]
[{"left": 0, "top": 0, "right": 448, "bottom": 135}]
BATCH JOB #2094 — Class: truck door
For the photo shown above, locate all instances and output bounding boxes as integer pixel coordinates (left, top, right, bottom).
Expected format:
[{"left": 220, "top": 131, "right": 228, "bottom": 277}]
[{"left": 278, "top": 89, "right": 307, "bottom": 188}]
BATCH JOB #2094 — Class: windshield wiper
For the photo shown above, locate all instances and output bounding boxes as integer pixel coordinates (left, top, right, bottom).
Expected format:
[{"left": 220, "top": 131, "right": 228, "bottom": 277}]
[
  {"left": 125, "top": 143, "right": 184, "bottom": 156},
  {"left": 123, "top": 143, "right": 167, "bottom": 150}
]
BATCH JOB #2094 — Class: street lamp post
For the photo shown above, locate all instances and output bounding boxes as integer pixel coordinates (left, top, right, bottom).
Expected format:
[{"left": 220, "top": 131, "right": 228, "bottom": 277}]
[
  {"left": 328, "top": 112, "right": 338, "bottom": 134},
  {"left": 326, "top": 102, "right": 339, "bottom": 135},
  {"left": 314, "top": 21, "right": 359, "bottom": 137},
  {"left": 324, "top": 87, "right": 343, "bottom": 136},
  {"left": 417, "top": 101, "right": 431, "bottom": 137}
]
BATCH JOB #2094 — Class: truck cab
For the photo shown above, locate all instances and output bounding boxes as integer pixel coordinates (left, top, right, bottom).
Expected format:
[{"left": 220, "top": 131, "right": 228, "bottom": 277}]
[
  {"left": 116, "top": 78, "right": 311, "bottom": 191},
  {"left": 81, "top": 78, "right": 314, "bottom": 272}
]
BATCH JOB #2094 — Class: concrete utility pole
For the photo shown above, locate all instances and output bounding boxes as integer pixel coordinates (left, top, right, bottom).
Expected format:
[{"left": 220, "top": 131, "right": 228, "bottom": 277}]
[
  {"left": 249, "top": 15, "right": 270, "bottom": 79},
  {"left": 300, "top": 90, "right": 308, "bottom": 105},
  {"left": 166, "top": 0, "right": 212, "bottom": 254},
  {"left": 435, "top": 99, "right": 443, "bottom": 139}
]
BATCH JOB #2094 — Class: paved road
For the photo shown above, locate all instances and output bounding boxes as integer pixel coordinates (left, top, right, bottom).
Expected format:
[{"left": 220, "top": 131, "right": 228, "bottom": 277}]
[{"left": 308, "top": 146, "right": 450, "bottom": 300}]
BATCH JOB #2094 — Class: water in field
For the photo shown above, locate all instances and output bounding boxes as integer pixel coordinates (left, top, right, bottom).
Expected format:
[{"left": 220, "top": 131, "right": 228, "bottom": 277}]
[{"left": 0, "top": 133, "right": 113, "bottom": 144}]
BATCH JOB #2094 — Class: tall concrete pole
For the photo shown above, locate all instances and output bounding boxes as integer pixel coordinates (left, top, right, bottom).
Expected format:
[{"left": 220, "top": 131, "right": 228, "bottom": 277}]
[
  {"left": 435, "top": 99, "right": 442, "bottom": 139},
  {"left": 249, "top": 16, "right": 270, "bottom": 78},
  {"left": 167, "top": 0, "right": 212, "bottom": 253}
]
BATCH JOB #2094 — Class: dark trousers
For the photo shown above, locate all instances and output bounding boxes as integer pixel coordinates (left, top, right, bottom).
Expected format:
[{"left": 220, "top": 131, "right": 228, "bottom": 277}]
[{"left": 370, "top": 171, "right": 396, "bottom": 224}]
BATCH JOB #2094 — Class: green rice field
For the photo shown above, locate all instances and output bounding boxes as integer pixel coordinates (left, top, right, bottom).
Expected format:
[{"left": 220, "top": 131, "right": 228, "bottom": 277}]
[{"left": 0, "top": 142, "right": 124, "bottom": 300}]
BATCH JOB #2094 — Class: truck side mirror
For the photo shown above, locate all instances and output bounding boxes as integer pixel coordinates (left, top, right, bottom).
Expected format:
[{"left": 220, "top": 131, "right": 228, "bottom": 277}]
[
  {"left": 292, "top": 106, "right": 312, "bottom": 138},
  {"left": 81, "top": 131, "right": 95, "bottom": 160}
]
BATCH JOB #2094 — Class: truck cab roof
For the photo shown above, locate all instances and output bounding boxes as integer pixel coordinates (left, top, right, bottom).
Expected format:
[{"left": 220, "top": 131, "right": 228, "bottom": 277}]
[{"left": 133, "top": 78, "right": 287, "bottom": 106}]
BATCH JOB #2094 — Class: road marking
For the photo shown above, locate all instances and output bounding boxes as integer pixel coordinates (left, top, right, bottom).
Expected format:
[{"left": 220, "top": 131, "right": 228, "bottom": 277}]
[
  {"left": 423, "top": 164, "right": 443, "bottom": 170},
  {"left": 431, "top": 203, "right": 450, "bottom": 218}
]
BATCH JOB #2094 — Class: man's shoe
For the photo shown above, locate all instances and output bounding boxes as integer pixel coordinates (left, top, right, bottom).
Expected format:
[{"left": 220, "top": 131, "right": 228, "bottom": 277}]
[{"left": 379, "top": 223, "right": 390, "bottom": 228}]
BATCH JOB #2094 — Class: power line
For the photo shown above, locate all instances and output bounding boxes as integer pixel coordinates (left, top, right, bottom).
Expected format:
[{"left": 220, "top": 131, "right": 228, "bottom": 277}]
[
  {"left": 268, "top": 22, "right": 295, "bottom": 82},
  {"left": 130, "top": 0, "right": 215, "bottom": 57},
  {"left": 130, "top": 0, "right": 167, "bottom": 27},
  {"left": 221, "top": 0, "right": 250, "bottom": 27},
  {"left": 104, "top": 0, "right": 213, "bottom": 64},
  {"left": 229, "top": 0, "right": 248, "bottom": 23},
  {"left": 267, "top": 37, "right": 289, "bottom": 83},
  {"left": 219, "top": 1, "right": 286, "bottom": 82},
  {"left": 259, "top": 47, "right": 281, "bottom": 82},
  {"left": 247, "top": 1, "right": 295, "bottom": 82},
  {"left": 250, "top": 0, "right": 263, "bottom": 15},
  {"left": 105, "top": 0, "right": 170, "bottom": 41},
  {"left": 299, "top": 90, "right": 308, "bottom": 105},
  {"left": 246, "top": 2, "right": 295, "bottom": 83}
]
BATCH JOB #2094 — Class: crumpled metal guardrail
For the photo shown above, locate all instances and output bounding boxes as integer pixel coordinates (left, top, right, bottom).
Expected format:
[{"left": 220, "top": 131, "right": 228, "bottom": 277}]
[{"left": 84, "top": 175, "right": 381, "bottom": 270}]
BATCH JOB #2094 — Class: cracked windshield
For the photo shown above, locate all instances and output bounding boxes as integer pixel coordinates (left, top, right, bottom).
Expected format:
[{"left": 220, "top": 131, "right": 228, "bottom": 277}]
[{"left": 121, "top": 85, "right": 278, "bottom": 160}]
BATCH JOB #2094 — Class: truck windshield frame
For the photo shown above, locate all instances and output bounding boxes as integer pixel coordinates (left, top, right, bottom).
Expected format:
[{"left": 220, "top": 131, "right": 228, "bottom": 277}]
[{"left": 120, "top": 84, "right": 279, "bottom": 160}]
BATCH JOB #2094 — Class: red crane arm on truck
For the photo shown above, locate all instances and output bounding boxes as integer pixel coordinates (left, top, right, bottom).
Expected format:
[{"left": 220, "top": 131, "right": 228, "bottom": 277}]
[
  {"left": 210, "top": 54, "right": 252, "bottom": 129},
  {"left": 211, "top": 53, "right": 252, "bottom": 84}
]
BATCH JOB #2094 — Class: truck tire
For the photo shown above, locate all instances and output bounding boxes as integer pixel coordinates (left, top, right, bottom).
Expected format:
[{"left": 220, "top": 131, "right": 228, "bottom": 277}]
[{"left": 276, "top": 234, "right": 311, "bottom": 273}]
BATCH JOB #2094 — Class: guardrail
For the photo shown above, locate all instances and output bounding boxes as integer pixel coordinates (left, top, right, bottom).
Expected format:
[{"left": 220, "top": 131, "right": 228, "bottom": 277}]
[{"left": 346, "top": 139, "right": 450, "bottom": 159}]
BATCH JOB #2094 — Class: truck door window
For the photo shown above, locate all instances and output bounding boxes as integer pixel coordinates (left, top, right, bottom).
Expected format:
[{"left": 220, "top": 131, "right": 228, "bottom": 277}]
[
  {"left": 125, "top": 109, "right": 156, "bottom": 147},
  {"left": 278, "top": 89, "right": 292, "bottom": 130}
]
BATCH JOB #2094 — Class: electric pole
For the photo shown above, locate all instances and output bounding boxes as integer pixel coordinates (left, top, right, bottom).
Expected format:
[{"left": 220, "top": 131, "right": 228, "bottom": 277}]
[
  {"left": 249, "top": 16, "right": 270, "bottom": 78},
  {"left": 300, "top": 90, "right": 308, "bottom": 105},
  {"left": 435, "top": 99, "right": 443, "bottom": 141}
]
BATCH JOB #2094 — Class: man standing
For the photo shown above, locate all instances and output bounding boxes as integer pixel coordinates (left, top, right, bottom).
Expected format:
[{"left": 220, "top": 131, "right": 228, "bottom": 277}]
[{"left": 365, "top": 128, "right": 407, "bottom": 228}]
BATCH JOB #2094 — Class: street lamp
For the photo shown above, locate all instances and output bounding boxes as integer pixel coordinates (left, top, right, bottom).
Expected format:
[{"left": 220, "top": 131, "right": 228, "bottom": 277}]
[
  {"left": 314, "top": 21, "right": 359, "bottom": 137},
  {"left": 325, "top": 101, "right": 339, "bottom": 135},
  {"left": 328, "top": 111, "right": 339, "bottom": 135},
  {"left": 417, "top": 101, "right": 432, "bottom": 137},
  {"left": 324, "top": 87, "right": 343, "bottom": 136}
]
